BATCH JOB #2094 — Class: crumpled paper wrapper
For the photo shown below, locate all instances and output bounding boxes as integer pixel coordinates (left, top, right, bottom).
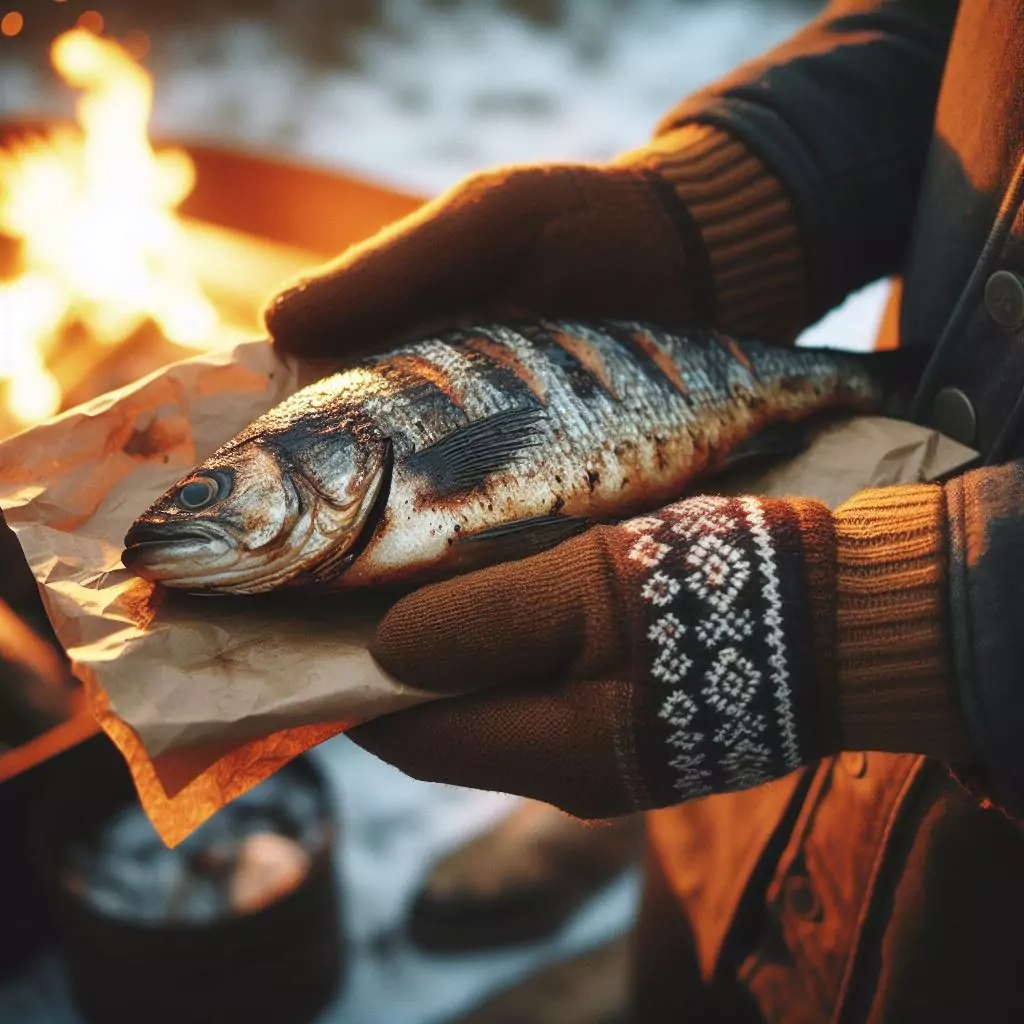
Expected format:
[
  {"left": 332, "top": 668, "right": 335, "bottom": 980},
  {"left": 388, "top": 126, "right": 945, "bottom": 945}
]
[
  {"left": 706, "top": 412, "right": 978, "bottom": 507},
  {"left": 0, "top": 341, "right": 978, "bottom": 846}
]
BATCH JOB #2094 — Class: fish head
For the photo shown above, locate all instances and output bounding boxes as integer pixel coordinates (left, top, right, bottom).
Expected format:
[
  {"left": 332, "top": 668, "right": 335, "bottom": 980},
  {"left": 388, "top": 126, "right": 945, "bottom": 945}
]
[{"left": 121, "top": 430, "right": 393, "bottom": 594}]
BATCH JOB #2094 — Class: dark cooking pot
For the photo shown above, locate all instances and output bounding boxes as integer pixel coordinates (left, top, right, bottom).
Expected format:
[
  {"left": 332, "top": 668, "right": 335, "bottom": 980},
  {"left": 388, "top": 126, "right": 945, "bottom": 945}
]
[{"left": 34, "top": 736, "right": 344, "bottom": 1024}]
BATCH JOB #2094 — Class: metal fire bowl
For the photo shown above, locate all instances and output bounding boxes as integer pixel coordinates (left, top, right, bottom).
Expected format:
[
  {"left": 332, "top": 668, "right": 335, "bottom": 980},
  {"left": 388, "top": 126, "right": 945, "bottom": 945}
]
[{"left": 0, "top": 116, "right": 422, "bottom": 260}]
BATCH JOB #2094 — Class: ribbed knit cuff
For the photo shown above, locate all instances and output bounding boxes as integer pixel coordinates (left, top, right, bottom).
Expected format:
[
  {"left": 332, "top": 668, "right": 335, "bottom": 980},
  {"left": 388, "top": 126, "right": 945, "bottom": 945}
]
[
  {"left": 833, "top": 484, "right": 975, "bottom": 762},
  {"left": 616, "top": 123, "right": 807, "bottom": 343}
]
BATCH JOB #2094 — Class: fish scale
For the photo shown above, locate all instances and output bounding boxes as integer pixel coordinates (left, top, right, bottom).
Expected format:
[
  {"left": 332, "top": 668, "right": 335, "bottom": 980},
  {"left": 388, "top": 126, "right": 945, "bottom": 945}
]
[
  {"left": 398, "top": 325, "right": 605, "bottom": 491},
  {"left": 487, "top": 325, "right": 621, "bottom": 492},
  {"left": 337, "top": 321, "right": 882, "bottom": 586},
  {"left": 123, "top": 320, "right": 896, "bottom": 594},
  {"left": 403, "top": 340, "right": 510, "bottom": 420}
]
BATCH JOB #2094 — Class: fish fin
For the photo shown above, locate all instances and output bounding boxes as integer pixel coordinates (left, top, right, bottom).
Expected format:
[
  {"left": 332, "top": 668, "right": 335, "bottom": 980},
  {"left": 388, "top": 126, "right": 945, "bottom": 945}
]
[
  {"left": 719, "top": 420, "right": 809, "bottom": 470},
  {"left": 405, "top": 406, "right": 548, "bottom": 495},
  {"left": 453, "top": 514, "right": 592, "bottom": 569}
]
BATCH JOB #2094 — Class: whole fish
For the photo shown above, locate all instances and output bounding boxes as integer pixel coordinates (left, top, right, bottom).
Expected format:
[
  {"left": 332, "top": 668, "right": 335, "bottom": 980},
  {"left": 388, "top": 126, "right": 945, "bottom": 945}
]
[{"left": 122, "top": 320, "right": 902, "bottom": 594}]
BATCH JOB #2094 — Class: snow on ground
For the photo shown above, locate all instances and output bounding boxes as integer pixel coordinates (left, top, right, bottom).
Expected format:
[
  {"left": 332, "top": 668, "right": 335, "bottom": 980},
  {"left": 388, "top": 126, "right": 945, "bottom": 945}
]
[{"left": 0, "top": 2, "right": 891, "bottom": 1021}]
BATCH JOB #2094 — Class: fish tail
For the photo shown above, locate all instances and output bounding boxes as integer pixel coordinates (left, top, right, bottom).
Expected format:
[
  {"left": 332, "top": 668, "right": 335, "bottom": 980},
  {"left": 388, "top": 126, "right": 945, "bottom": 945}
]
[
  {"left": 859, "top": 344, "right": 931, "bottom": 409},
  {"left": 821, "top": 344, "right": 931, "bottom": 418}
]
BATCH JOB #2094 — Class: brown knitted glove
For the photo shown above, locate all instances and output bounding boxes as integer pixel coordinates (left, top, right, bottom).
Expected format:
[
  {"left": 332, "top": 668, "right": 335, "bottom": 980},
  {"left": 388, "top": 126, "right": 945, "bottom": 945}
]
[
  {"left": 265, "top": 125, "right": 807, "bottom": 361},
  {"left": 348, "top": 488, "right": 973, "bottom": 818}
]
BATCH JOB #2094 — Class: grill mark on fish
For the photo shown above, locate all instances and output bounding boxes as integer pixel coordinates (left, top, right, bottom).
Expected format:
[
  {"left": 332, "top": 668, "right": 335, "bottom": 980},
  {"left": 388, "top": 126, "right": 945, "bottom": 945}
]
[
  {"left": 603, "top": 322, "right": 687, "bottom": 393},
  {"left": 558, "top": 324, "right": 653, "bottom": 406},
  {"left": 515, "top": 322, "right": 605, "bottom": 401},
  {"left": 545, "top": 326, "right": 620, "bottom": 399},
  {"left": 436, "top": 339, "right": 544, "bottom": 411},
  {"left": 364, "top": 360, "right": 467, "bottom": 452},
  {"left": 386, "top": 353, "right": 467, "bottom": 412},
  {"left": 715, "top": 331, "right": 753, "bottom": 371},
  {"left": 628, "top": 325, "right": 691, "bottom": 396},
  {"left": 460, "top": 333, "right": 548, "bottom": 403},
  {"left": 412, "top": 341, "right": 508, "bottom": 419},
  {"left": 491, "top": 325, "right": 609, "bottom": 456},
  {"left": 449, "top": 343, "right": 544, "bottom": 408}
]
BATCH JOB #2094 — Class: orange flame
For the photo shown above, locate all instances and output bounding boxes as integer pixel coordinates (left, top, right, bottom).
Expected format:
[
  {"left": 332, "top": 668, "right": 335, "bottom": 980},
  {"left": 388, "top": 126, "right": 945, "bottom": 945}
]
[{"left": 0, "top": 29, "right": 232, "bottom": 427}]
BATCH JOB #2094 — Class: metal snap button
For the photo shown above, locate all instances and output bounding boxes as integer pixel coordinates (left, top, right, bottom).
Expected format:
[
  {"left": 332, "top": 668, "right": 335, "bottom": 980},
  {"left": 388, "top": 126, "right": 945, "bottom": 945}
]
[
  {"left": 839, "top": 751, "right": 867, "bottom": 778},
  {"left": 783, "top": 875, "right": 822, "bottom": 922},
  {"left": 930, "top": 386, "right": 977, "bottom": 446},
  {"left": 985, "top": 270, "right": 1024, "bottom": 329}
]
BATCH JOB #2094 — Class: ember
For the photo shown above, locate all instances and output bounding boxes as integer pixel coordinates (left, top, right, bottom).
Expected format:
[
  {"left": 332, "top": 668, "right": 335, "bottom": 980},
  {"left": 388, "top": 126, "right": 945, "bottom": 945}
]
[
  {"left": 0, "top": 12, "right": 23, "bottom": 39},
  {"left": 0, "top": 28, "right": 247, "bottom": 436}
]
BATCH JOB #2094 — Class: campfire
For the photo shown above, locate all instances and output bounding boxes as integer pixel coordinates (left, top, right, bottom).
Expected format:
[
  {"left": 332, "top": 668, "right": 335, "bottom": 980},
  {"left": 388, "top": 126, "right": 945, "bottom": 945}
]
[
  {"left": 0, "top": 27, "right": 322, "bottom": 441},
  {"left": 0, "top": 21, "right": 420, "bottom": 775}
]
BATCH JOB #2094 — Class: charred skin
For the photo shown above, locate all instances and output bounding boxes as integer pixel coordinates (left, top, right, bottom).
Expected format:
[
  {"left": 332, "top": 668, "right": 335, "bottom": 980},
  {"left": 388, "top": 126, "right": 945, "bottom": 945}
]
[
  {"left": 337, "top": 323, "right": 880, "bottom": 587},
  {"left": 124, "top": 320, "right": 883, "bottom": 593}
]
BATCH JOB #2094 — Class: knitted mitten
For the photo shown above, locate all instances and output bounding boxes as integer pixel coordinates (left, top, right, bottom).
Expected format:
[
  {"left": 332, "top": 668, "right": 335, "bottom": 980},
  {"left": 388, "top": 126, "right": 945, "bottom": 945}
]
[
  {"left": 266, "top": 125, "right": 806, "bottom": 361},
  {"left": 352, "top": 488, "right": 972, "bottom": 818}
]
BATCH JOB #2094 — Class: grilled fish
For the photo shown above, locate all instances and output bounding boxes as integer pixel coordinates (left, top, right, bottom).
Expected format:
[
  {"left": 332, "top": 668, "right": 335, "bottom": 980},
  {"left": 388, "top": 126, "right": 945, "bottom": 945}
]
[{"left": 122, "top": 320, "right": 899, "bottom": 594}]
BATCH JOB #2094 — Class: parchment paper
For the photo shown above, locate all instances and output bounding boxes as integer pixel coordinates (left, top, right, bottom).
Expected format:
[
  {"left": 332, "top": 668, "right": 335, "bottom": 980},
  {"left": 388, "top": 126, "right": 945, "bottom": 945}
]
[
  {"left": 707, "top": 412, "right": 978, "bottom": 506},
  {"left": 0, "top": 340, "right": 978, "bottom": 845}
]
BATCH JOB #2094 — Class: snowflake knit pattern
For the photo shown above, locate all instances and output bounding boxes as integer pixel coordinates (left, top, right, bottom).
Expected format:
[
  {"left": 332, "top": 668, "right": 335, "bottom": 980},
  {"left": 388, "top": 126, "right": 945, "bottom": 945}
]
[{"left": 624, "top": 495, "right": 824, "bottom": 804}]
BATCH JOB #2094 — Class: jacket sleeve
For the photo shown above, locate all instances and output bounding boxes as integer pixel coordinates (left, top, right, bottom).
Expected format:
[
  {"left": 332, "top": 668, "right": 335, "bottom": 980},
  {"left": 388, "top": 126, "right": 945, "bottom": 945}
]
[
  {"left": 945, "top": 461, "right": 1024, "bottom": 819},
  {"left": 657, "top": 0, "right": 959, "bottom": 325}
]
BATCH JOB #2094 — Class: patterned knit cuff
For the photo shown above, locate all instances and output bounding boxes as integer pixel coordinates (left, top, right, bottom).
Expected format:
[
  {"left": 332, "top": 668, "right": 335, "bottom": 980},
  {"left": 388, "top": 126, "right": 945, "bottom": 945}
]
[
  {"left": 622, "top": 495, "right": 832, "bottom": 806},
  {"left": 834, "top": 484, "right": 975, "bottom": 762},
  {"left": 616, "top": 124, "right": 808, "bottom": 343}
]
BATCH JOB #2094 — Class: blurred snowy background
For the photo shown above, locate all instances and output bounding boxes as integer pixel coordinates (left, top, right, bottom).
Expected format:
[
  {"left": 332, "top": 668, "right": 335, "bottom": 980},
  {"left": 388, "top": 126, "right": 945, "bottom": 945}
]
[
  {"left": 0, "top": 1, "right": 891, "bottom": 1021},
  {"left": 6, "top": 0, "right": 825, "bottom": 196},
  {"left": 2, "top": 0, "right": 890, "bottom": 350}
]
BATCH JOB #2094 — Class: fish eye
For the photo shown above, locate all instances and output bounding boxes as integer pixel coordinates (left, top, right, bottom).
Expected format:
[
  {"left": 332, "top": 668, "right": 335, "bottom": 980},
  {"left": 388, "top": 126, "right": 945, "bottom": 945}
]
[{"left": 176, "top": 473, "right": 229, "bottom": 511}]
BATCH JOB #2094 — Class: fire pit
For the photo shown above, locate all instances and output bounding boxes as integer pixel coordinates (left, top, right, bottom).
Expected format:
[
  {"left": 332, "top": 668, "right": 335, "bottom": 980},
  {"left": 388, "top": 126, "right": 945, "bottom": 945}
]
[
  {"left": 0, "top": 29, "right": 422, "bottom": 1014},
  {"left": 0, "top": 28, "right": 421, "bottom": 444},
  {"left": 0, "top": 26, "right": 421, "bottom": 772}
]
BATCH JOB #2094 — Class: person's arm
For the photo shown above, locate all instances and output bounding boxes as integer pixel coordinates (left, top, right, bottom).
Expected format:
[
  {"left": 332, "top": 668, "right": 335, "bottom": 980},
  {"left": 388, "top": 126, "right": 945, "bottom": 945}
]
[
  {"left": 658, "top": 0, "right": 959, "bottom": 326},
  {"left": 944, "top": 461, "right": 1024, "bottom": 818}
]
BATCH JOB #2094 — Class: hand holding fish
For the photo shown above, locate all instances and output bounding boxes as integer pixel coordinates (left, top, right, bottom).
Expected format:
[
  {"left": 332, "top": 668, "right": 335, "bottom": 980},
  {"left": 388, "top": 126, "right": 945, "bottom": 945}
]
[
  {"left": 264, "top": 162, "right": 693, "bottom": 361},
  {"left": 348, "top": 487, "right": 968, "bottom": 819},
  {"left": 122, "top": 118, "right": 952, "bottom": 814},
  {"left": 122, "top": 314, "right": 961, "bottom": 818},
  {"left": 264, "top": 124, "right": 801, "bottom": 363}
]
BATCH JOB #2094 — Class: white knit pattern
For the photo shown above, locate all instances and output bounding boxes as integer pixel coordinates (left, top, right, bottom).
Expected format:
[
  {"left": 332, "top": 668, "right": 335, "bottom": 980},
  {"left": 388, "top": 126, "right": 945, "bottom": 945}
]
[
  {"left": 739, "top": 496, "right": 800, "bottom": 770},
  {"left": 633, "top": 495, "right": 797, "bottom": 797}
]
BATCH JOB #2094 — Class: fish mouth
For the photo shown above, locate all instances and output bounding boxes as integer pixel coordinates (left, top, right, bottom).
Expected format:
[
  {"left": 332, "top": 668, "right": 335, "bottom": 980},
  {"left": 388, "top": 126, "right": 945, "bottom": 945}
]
[{"left": 121, "top": 521, "right": 235, "bottom": 576}]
